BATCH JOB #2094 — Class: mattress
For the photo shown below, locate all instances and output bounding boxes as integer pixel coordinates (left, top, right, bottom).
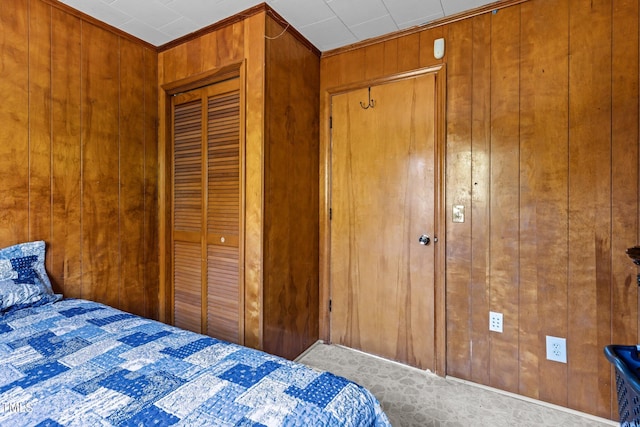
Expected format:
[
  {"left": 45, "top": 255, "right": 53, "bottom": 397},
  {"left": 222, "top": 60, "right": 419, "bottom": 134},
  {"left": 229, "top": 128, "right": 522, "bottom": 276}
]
[{"left": 0, "top": 298, "right": 390, "bottom": 426}]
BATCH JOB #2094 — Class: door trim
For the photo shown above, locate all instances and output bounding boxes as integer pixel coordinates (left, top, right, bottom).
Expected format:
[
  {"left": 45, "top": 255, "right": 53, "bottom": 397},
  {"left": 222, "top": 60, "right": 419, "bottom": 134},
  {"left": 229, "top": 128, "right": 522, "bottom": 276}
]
[{"left": 319, "top": 65, "right": 447, "bottom": 375}]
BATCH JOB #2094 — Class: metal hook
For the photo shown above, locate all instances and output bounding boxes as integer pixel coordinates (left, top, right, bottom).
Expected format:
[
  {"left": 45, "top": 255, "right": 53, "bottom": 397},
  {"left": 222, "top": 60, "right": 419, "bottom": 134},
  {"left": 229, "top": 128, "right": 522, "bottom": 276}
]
[{"left": 360, "top": 87, "right": 375, "bottom": 110}]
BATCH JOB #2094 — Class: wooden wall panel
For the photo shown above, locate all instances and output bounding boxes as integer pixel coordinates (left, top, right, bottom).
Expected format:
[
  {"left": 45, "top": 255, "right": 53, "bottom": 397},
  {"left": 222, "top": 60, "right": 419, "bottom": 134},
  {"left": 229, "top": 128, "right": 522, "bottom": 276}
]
[
  {"left": 611, "top": 0, "right": 640, "bottom": 384},
  {"left": 444, "top": 18, "right": 473, "bottom": 380},
  {"left": 1, "top": 0, "right": 159, "bottom": 317},
  {"left": 120, "top": 39, "right": 147, "bottom": 316},
  {"left": 363, "top": 43, "right": 385, "bottom": 81},
  {"left": 519, "top": 0, "right": 570, "bottom": 405},
  {"left": 242, "top": 12, "right": 265, "bottom": 350},
  {"left": 144, "top": 47, "right": 160, "bottom": 321},
  {"left": 51, "top": 6, "right": 82, "bottom": 296},
  {"left": 160, "top": 22, "right": 246, "bottom": 85},
  {"left": 29, "top": 0, "right": 53, "bottom": 251},
  {"left": 469, "top": 13, "right": 491, "bottom": 386},
  {"left": 214, "top": 23, "right": 244, "bottom": 67},
  {"left": 568, "top": 0, "right": 613, "bottom": 417},
  {"left": 162, "top": 44, "right": 188, "bottom": 85},
  {"left": 263, "top": 15, "right": 320, "bottom": 360},
  {"left": 611, "top": 1, "right": 639, "bottom": 419},
  {"left": 488, "top": 6, "right": 521, "bottom": 394},
  {"left": 381, "top": 39, "right": 399, "bottom": 76},
  {"left": 81, "top": 23, "right": 121, "bottom": 308},
  {"left": 397, "top": 33, "right": 420, "bottom": 72},
  {"left": 0, "top": 0, "right": 30, "bottom": 245},
  {"left": 185, "top": 37, "right": 203, "bottom": 77},
  {"left": 320, "top": 0, "right": 640, "bottom": 420}
]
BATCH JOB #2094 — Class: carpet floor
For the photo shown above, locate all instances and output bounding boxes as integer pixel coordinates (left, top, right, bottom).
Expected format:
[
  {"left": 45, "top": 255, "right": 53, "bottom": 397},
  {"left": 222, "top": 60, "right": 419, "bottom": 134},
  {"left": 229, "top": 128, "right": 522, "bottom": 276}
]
[{"left": 296, "top": 343, "right": 616, "bottom": 427}]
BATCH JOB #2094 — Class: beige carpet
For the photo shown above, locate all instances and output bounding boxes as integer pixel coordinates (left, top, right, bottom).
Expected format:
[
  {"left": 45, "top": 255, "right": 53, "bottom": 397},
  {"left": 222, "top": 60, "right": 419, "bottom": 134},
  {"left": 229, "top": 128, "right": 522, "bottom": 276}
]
[{"left": 296, "top": 343, "right": 616, "bottom": 427}]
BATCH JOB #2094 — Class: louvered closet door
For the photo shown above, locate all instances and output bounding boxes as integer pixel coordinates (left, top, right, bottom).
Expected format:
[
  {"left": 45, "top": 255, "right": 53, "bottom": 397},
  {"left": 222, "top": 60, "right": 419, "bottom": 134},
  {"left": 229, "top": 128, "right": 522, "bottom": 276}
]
[
  {"left": 171, "top": 78, "right": 243, "bottom": 343},
  {"left": 172, "top": 93, "right": 203, "bottom": 334},
  {"left": 206, "top": 87, "right": 242, "bottom": 343}
]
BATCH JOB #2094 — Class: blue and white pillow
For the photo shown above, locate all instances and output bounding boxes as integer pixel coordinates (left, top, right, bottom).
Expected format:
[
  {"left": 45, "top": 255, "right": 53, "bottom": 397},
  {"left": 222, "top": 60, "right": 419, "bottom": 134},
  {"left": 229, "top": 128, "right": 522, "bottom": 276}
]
[
  {"left": 0, "top": 241, "right": 59, "bottom": 312},
  {"left": 0, "top": 280, "right": 49, "bottom": 311}
]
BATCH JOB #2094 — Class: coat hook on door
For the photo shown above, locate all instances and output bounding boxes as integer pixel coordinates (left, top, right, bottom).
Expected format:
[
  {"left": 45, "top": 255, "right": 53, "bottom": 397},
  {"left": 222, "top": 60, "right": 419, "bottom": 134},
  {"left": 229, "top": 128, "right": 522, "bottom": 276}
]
[{"left": 360, "top": 87, "right": 375, "bottom": 110}]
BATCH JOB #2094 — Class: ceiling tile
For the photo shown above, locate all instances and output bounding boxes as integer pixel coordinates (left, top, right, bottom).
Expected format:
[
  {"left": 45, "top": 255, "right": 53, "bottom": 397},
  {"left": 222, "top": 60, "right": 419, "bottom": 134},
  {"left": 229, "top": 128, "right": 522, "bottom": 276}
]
[
  {"left": 159, "top": 17, "right": 202, "bottom": 39},
  {"left": 166, "top": 0, "right": 228, "bottom": 27},
  {"left": 299, "top": 16, "right": 357, "bottom": 51},
  {"left": 208, "top": 0, "right": 266, "bottom": 20},
  {"left": 112, "top": 0, "right": 181, "bottom": 28},
  {"left": 61, "top": 0, "right": 133, "bottom": 26},
  {"left": 119, "top": 18, "right": 172, "bottom": 45},
  {"left": 269, "top": 0, "right": 335, "bottom": 28},
  {"left": 383, "top": 0, "right": 443, "bottom": 27},
  {"left": 326, "top": 0, "right": 389, "bottom": 27},
  {"left": 349, "top": 14, "right": 399, "bottom": 41}
]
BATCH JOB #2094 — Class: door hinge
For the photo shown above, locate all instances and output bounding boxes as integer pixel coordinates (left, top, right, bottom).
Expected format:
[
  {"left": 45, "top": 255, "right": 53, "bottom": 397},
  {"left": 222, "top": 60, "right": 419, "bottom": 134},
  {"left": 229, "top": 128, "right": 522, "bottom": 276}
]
[
  {"left": 329, "top": 299, "right": 332, "bottom": 312},
  {"left": 329, "top": 116, "right": 332, "bottom": 129},
  {"left": 329, "top": 208, "right": 332, "bottom": 220}
]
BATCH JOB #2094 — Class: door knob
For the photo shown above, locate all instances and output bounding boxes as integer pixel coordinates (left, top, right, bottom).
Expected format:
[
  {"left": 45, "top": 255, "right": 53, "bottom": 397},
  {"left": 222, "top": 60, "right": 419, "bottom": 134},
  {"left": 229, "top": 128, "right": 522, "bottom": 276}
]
[{"left": 418, "top": 234, "right": 431, "bottom": 246}]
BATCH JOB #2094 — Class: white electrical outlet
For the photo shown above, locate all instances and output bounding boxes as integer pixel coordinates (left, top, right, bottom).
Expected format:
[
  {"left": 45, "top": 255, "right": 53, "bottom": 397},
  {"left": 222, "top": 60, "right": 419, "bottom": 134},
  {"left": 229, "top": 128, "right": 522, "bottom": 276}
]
[
  {"left": 546, "top": 336, "right": 567, "bottom": 363},
  {"left": 489, "top": 311, "right": 503, "bottom": 333}
]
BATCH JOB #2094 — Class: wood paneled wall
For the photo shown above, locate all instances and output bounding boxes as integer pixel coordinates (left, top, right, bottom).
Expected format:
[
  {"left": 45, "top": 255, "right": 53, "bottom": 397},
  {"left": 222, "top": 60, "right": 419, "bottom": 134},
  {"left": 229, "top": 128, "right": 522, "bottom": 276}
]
[
  {"left": 0, "top": 0, "right": 159, "bottom": 318},
  {"left": 320, "top": 0, "right": 639, "bottom": 420}
]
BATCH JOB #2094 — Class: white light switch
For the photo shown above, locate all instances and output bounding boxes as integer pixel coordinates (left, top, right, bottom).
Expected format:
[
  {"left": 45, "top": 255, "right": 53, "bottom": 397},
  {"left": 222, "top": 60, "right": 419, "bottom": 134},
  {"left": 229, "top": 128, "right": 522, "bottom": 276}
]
[{"left": 453, "top": 205, "right": 464, "bottom": 223}]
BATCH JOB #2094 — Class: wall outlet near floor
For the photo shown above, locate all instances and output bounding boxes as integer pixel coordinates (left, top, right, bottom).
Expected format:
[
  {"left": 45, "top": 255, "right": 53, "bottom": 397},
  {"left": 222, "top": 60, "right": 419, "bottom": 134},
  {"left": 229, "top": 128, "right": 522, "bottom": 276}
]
[
  {"left": 546, "top": 336, "right": 567, "bottom": 363},
  {"left": 489, "top": 311, "right": 503, "bottom": 333}
]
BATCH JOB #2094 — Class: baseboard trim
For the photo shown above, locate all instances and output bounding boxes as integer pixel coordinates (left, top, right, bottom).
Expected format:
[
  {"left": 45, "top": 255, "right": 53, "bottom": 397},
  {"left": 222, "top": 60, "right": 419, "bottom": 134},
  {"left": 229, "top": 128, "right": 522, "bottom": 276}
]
[{"left": 446, "top": 376, "right": 617, "bottom": 426}]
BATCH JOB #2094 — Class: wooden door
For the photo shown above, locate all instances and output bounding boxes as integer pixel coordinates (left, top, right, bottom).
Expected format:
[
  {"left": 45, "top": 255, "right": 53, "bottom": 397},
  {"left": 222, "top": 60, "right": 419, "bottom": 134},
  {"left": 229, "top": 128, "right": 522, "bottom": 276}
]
[
  {"left": 330, "top": 73, "right": 437, "bottom": 370},
  {"left": 171, "top": 77, "right": 244, "bottom": 344}
]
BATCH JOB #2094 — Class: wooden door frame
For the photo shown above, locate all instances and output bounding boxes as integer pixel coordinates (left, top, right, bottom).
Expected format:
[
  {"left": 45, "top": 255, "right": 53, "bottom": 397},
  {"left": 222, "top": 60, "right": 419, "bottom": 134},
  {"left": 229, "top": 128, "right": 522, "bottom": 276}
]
[
  {"left": 319, "top": 65, "right": 447, "bottom": 375},
  {"left": 158, "top": 61, "right": 246, "bottom": 338}
]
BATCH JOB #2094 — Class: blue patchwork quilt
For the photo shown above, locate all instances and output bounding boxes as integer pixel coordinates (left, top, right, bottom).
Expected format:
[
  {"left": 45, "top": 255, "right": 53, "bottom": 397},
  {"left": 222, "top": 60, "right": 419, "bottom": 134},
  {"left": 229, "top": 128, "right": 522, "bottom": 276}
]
[{"left": 0, "top": 299, "right": 390, "bottom": 426}]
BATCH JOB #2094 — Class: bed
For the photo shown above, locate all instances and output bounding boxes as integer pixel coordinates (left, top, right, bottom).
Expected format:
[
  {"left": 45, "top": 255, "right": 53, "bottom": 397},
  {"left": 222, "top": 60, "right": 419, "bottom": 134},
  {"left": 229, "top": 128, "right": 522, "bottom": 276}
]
[{"left": 0, "top": 241, "right": 391, "bottom": 426}]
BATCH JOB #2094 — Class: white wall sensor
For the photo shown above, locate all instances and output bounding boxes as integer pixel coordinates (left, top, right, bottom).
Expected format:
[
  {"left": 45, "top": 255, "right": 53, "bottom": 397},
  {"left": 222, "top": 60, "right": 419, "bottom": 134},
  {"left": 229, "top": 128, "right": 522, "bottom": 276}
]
[{"left": 434, "top": 38, "right": 445, "bottom": 60}]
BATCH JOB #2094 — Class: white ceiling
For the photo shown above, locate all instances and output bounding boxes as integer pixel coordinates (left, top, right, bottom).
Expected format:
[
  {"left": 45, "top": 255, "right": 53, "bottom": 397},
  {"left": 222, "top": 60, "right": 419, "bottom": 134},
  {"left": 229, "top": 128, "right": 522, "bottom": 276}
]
[{"left": 57, "top": 0, "right": 498, "bottom": 51}]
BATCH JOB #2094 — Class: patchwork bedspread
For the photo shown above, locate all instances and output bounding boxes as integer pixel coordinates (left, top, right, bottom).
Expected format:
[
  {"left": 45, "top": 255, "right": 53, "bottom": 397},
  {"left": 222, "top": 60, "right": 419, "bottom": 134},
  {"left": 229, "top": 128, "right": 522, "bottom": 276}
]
[{"left": 0, "top": 299, "right": 390, "bottom": 426}]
